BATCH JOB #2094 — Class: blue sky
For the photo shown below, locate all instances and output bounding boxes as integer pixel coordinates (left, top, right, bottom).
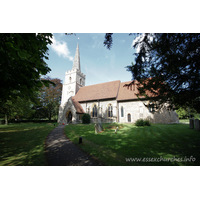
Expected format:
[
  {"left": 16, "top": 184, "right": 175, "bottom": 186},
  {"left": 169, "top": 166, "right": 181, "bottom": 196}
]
[{"left": 45, "top": 33, "right": 137, "bottom": 86}]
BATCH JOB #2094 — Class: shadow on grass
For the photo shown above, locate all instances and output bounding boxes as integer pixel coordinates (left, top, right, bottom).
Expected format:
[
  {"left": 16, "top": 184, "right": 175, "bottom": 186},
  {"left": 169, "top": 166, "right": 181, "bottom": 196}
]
[
  {"left": 65, "top": 123, "right": 200, "bottom": 166},
  {"left": 0, "top": 123, "right": 58, "bottom": 166}
]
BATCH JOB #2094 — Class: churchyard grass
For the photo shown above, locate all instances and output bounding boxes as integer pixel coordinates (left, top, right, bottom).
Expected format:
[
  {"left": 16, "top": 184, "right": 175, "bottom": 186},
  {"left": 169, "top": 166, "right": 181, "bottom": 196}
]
[
  {"left": 0, "top": 122, "right": 58, "bottom": 166},
  {"left": 179, "top": 119, "right": 189, "bottom": 123},
  {"left": 65, "top": 123, "right": 200, "bottom": 166}
]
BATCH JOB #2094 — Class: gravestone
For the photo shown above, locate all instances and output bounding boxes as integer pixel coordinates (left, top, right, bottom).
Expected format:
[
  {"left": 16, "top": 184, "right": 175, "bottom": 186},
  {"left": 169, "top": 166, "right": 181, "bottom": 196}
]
[
  {"left": 194, "top": 119, "right": 200, "bottom": 131},
  {"left": 189, "top": 118, "right": 194, "bottom": 129},
  {"left": 95, "top": 123, "right": 104, "bottom": 133}
]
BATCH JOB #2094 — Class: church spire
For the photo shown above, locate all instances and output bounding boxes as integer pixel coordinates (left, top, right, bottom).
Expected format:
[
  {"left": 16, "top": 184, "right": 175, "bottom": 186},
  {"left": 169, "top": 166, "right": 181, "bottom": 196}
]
[{"left": 72, "top": 43, "right": 80, "bottom": 70}]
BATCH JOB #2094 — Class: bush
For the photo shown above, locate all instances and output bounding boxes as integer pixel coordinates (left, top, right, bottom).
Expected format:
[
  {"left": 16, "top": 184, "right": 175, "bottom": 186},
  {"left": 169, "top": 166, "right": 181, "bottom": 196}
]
[
  {"left": 82, "top": 113, "right": 91, "bottom": 124},
  {"left": 135, "top": 119, "right": 151, "bottom": 126},
  {"left": 143, "top": 119, "right": 151, "bottom": 126},
  {"left": 135, "top": 119, "right": 144, "bottom": 126}
]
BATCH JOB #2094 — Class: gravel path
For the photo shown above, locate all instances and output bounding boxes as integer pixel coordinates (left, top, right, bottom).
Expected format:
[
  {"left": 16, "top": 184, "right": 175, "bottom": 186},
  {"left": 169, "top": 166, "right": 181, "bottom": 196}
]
[{"left": 45, "top": 125, "right": 101, "bottom": 166}]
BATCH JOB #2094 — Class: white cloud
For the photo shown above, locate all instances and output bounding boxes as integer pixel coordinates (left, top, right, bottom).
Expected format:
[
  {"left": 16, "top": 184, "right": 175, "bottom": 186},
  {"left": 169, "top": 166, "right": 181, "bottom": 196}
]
[{"left": 50, "top": 35, "right": 73, "bottom": 61}]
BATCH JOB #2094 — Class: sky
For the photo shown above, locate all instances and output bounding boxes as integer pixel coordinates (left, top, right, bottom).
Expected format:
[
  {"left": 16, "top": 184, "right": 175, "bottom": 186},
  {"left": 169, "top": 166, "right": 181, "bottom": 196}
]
[{"left": 45, "top": 33, "right": 137, "bottom": 86}]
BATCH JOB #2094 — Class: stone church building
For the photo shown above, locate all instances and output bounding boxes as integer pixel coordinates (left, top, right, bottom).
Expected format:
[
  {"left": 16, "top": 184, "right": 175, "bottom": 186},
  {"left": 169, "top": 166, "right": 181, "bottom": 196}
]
[{"left": 58, "top": 44, "right": 179, "bottom": 124}]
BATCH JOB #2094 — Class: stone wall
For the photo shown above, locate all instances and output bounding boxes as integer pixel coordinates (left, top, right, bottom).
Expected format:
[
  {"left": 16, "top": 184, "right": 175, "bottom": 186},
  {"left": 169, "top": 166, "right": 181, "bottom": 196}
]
[
  {"left": 91, "top": 117, "right": 115, "bottom": 123},
  {"left": 118, "top": 100, "right": 179, "bottom": 124},
  {"left": 149, "top": 109, "right": 179, "bottom": 124},
  {"left": 118, "top": 100, "right": 150, "bottom": 123},
  {"left": 57, "top": 97, "right": 77, "bottom": 124},
  {"left": 59, "top": 98, "right": 179, "bottom": 124},
  {"left": 80, "top": 99, "right": 117, "bottom": 123}
]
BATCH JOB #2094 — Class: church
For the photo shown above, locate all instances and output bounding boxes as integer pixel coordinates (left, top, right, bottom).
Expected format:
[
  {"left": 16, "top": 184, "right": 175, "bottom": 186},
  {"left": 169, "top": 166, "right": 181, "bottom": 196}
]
[{"left": 58, "top": 44, "right": 179, "bottom": 124}]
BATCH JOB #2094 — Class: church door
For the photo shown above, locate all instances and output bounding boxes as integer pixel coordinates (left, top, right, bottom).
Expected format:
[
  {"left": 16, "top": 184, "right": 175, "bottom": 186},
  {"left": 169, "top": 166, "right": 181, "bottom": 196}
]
[
  {"left": 127, "top": 114, "right": 131, "bottom": 122},
  {"left": 67, "top": 111, "right": 72, "bottom": 123}
]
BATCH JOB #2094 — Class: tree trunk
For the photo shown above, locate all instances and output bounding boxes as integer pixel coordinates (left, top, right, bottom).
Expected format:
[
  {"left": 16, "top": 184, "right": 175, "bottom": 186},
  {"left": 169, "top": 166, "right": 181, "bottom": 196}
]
[
  {"left": 49, "top": 110, "right": 51, "bottom": 121},
  {"left": 5, "top": 113, "right": 8, "bottom": 125}
]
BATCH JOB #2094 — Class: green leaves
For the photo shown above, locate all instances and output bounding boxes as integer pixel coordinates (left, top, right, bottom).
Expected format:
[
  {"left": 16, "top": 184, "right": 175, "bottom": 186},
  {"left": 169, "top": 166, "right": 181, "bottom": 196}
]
[
  {"left": 0, "top": 33, "right": 53, "bottom": 101},
  {"left": 17, "top": 49, "right": 30, "bottom": 60},
  {"left": 129, "top": 33, "right": 200, "bottom": 111}
]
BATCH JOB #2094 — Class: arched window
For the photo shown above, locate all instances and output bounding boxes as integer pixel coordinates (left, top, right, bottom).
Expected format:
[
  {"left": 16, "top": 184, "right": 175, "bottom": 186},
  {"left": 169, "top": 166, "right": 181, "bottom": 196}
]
[
  {"left": 69, "top": 76, "right": 72, "bottom": 83},
  {"left": 127, "top": 113, "right": 131, "bottom": 122},
  {"left": 121, "top": 106, "right": 124, "bottom": 117},
  {"left": 92, "top": 104, "right": 97, "bottom": 117},
  {"left": 80, "top": 78, "right": 82, "bottom": 85},
  {"left": 108, "top": 104, "right": 113, "bottom": 117}
]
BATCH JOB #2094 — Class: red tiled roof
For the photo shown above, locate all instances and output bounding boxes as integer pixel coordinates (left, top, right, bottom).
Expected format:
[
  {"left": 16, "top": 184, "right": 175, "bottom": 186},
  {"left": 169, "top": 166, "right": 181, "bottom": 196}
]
[
  {"left": 72, "top": 80, "right": 157, "bottom": 109},
  {"left": 73, "top": 80, "right": 121, "bottom": 102},
  {"left": 117, "top": 81, "right": 142, "bottom": 101},
  {"left": 72, "top": 97, "right": 85, "bottom": 114},
  {"left": 117, "top": 80, "right": 159, "bottom": 101}
]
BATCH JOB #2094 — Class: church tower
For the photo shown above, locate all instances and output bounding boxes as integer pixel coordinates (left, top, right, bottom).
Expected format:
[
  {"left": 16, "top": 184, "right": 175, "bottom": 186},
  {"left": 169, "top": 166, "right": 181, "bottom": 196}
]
[{"left": 60, "top": 43, "right": 86, "bottom": 107}]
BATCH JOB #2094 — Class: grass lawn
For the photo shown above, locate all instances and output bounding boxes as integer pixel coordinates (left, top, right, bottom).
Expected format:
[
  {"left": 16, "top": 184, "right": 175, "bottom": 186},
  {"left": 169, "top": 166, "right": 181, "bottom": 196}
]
[
  {"left": 0, "top": 122, "right": 58, "bottom": 166},
  {"left": 65, "top": 123, "right": 200, "bottom": 166},
  {"left": 179, "top": 119, "right": 189, "bottom": 123}
]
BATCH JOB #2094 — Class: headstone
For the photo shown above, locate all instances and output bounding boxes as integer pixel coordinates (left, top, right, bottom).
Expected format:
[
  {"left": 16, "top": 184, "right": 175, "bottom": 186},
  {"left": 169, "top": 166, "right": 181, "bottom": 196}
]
[
  {"left": 95, "top": 123, "right": 104, "bottom": 133},
  {"left": 189, "top": 118, "right": 194, "bottom": 129},
  {"left": 194, "top": 119, "right": 200, "bottom": 131},
  {"left": 95, "top": 124, "right": 98, "bottom": 133}
]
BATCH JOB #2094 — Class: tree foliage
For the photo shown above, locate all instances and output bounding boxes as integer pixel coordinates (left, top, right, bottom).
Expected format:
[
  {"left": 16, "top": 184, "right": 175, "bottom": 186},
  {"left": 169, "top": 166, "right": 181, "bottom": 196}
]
[
  {"left": 0, "top": 91, "right": 36, "bottom": 124},
  {"left": 104, "top": 33, "right": 200, "bottom": 112},
  {"left": 104, "top": 33, "right": 113, "bottom": 50},
  {"left": 0, "top": 33, "right": 53, "bottom": 102},
  {"left": 36, "top": 76, "right": 62, "bottom": 120},
  {"left": 128, "top": 33, "right": 200, "bottom": 112},
  {"left": 0, "top": 33, "right": 54, "bottom": 124}
]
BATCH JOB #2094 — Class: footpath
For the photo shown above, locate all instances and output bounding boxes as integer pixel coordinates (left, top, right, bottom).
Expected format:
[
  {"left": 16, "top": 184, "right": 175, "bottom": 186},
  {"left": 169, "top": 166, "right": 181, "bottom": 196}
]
[{"left": 45, "top": 125, "right": 102, "bottom": 166}]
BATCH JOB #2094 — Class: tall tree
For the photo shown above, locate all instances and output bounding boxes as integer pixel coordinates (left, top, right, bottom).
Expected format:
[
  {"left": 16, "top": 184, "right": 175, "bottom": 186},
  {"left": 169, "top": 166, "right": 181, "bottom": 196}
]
[
  {"left": 104, "top": 33, "right": 200, "bottom": 112},
  {"left": 0, "top": 33, "right": 53, "bottom": 124},
  {"left": 38, "top": 77, "right": 62, "bottom": 120},
  {"left": 0, "top": 33, "right": 53, "bottom": 101}
]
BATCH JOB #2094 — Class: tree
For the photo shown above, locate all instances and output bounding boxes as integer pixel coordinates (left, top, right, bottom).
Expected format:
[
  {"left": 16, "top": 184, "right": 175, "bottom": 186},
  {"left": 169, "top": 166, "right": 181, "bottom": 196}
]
[
  {"left": 0, "top": 33, "right": 53, "bottom": 124},
  {"left": 0, "top": 90, "right": 39, "bottom": 124},
  {"left": 37, "top": 76, "right": 62, "bottom": 120},
  {"left": 176, "top": 107, "right": 188, "bottom": 119},
  {"left": 0, "top": 33, "right": 53, "bottom": 102},
  {"left": 104, "top": 33, "right": 200, "bottom": 112}
]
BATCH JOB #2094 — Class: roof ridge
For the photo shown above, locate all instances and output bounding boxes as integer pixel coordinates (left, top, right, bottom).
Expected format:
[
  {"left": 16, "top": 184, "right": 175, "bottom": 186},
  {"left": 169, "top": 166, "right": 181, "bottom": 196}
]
[
  {"left": 121, "top": 80, "right": 134, "bottom": 84},
  {"left": 81, "top": 80, "right": 121, "bottom": 88}
]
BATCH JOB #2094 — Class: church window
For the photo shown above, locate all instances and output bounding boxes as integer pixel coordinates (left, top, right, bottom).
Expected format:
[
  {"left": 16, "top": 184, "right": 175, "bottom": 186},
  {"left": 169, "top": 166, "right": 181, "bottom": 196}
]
[
  {"left": 121, "top": 106, "right": 124, "bottom": 117},
  {"left": 92, "top": 104, "right": 97, "bottom": 117},
  {"left": 127, "top": 114, "right": 131, "bottom": 122},
  {"left": 69, "top": 76, "right": 72, "bottom": 83},
  {"left": 108, "top": 104, "right": 113, "bottom": 117}
]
